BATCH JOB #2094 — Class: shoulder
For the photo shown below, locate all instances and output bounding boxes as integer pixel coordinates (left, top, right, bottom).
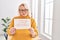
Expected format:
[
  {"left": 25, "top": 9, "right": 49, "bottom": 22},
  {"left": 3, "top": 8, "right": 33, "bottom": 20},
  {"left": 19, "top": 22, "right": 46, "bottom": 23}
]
[
  {"left": 10, "top": 16, "right": 20, "bottom": 21},
  {"left": 30, "top": 17, "right": 35, "bottom": 20},
  {"left": 30, "top": 17, "right": 35, "bottom": 22},
  {"left": 12, "top": 16, "right": 20, "bottom": 19}
]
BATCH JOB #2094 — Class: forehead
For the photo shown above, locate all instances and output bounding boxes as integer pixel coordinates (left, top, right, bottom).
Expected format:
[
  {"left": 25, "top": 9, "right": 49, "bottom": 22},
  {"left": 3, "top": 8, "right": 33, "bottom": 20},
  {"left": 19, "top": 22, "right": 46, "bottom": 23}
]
[{"left": 19, "top": 5, "right": 27, "bottom": 10}]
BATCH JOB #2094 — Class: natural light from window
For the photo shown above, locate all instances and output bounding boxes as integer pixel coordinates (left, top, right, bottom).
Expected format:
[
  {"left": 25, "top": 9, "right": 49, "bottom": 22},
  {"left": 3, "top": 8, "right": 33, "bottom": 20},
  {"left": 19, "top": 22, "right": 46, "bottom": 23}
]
[{"left": 41, "top": 0, "right": 53, "bottom": 39}]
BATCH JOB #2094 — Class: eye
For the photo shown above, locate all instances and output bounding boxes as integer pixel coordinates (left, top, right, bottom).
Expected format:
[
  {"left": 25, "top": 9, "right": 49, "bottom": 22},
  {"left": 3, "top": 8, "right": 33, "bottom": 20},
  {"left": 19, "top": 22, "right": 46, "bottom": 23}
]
[
  {"left": 25, "top": 9, "right": 28, "bottom": 11},
  {"left": 19, "top": 9, "right": 20, "bottom": 11},
  {"left": 19, "top": 9, "right": 28, "bottom": 12}
]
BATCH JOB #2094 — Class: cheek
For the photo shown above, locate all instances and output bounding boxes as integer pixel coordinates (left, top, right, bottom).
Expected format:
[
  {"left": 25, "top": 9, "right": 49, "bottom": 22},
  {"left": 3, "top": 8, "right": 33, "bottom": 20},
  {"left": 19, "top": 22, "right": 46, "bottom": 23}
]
[
  {"left": 19, "top": 11, "right": 20, "bottom": 13},
  {"left": 19, "top": 12, "right": 21, "bottom": 14},
  {"left": 22, "top": 12, "right": 26, "bottom": 15},
  {"left": 19, "top": 11, "right": 22, "bottom": 14},
  {"left": 19, "top": 12, "right": 22, "bottom": 15},
  {"left": 19, "top": 11, "right": 28, "bottom": 16}
]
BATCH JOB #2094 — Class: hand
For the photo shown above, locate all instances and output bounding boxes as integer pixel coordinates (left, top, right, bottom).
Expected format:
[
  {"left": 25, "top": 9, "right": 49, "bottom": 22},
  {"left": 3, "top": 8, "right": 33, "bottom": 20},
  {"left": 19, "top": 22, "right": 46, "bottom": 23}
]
[
  {"left": 10, "top": 27, "right": 16, "bottom": 35},
  {"left": 28, "top": 28, "right": 36, "bottom": 37}
]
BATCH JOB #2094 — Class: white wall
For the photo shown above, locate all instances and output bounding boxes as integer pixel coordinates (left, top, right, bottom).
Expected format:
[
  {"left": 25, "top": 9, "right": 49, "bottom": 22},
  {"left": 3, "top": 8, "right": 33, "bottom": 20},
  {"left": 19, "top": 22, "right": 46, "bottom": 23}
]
[
  {"left": 0, "top": 0, "right": 31, "bottom": 34},
  {"left": 52, "top": 0, "right": 60, "bottom": 40}
]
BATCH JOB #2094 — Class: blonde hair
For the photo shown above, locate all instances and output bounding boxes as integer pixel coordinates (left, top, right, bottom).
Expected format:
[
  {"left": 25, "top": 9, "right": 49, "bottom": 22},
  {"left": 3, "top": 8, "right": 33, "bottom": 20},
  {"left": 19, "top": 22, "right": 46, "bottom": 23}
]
[
  {"left": 20, "top": 4, "right": 25, "bottom": 7},
  {"left": 18, "top": 3, "right": 31, "bottom": 17},
  {"left": 18, "top": 3, "right": 28, "bottom": 10}
]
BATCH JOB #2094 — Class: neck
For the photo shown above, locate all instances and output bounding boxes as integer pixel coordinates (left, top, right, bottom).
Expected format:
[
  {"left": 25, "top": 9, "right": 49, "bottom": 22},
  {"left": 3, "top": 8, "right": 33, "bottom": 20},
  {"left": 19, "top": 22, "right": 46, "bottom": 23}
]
[{"left": 20, "top": 15, "right": 29, "bottom": 18}]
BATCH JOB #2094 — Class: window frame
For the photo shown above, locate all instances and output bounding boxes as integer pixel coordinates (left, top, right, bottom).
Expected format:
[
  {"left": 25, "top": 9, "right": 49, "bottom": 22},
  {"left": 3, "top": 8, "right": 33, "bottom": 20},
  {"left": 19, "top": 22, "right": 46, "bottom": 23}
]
[{"left": 40, "top": 0, "right": 53, "bottom": 39}]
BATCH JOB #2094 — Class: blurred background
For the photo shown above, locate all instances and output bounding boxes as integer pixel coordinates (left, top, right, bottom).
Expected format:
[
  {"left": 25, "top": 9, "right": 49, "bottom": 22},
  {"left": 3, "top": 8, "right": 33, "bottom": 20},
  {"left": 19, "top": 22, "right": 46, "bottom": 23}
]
[{"left": 0, "top": 0, "right": 60, "bottom": 40}]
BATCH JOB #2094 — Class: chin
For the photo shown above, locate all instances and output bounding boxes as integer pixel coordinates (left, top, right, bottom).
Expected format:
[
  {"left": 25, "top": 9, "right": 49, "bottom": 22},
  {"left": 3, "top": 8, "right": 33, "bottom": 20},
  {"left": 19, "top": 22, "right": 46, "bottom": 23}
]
[{"left": 22, "top": 15, "right": 27, "bottom": 16}]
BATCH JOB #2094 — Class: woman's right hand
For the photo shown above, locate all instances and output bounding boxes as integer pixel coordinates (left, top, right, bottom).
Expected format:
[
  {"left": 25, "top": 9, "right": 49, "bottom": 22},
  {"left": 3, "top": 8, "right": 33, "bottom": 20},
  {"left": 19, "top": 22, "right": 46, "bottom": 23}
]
[{"left": 10, "top": 27, "right": 16, "bottom": 35}]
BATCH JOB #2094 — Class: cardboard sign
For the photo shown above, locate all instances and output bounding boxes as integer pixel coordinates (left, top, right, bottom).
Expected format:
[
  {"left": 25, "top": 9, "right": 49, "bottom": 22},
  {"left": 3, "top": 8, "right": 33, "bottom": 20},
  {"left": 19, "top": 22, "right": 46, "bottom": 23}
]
[{"left": 14, "top": 19, "right": 31, "bottom": 29}]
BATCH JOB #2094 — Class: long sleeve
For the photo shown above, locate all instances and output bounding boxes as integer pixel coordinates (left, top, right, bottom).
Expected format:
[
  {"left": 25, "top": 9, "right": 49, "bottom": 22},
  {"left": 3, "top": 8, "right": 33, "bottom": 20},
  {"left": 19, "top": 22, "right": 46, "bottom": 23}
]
[
  {"left": 6, "top": 18, "right": 14, "bottom": 36},
  {"left": 6, "top": 16, "right": 38, "bottom": 40},
  {"left": 31, "top": 18, "right": 38, "bottom": 37}
]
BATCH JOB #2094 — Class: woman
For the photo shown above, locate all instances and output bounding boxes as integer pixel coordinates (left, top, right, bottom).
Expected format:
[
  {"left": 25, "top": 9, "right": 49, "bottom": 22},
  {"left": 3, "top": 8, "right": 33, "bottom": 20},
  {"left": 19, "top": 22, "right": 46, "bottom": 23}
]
[{"left": 7, "top": 3, "right": 38, "bottom": 40}]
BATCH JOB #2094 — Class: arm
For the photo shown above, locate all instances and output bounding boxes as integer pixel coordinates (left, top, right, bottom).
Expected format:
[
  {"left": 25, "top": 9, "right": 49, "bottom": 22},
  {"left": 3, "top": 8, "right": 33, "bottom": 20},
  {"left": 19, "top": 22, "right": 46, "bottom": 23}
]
[
  {"left": 31, "top": 18, "right": 38, "bottom": 37},
  {"left": 6, "top": 18, "right": 14, "bottom": 36}
]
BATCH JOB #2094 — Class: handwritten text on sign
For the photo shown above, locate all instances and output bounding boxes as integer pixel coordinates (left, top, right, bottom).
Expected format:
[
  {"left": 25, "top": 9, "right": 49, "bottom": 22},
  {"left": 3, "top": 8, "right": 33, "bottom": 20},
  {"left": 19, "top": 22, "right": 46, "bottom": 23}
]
[{"left": 14, "top": 19, "right": 31, "bottom": 29}]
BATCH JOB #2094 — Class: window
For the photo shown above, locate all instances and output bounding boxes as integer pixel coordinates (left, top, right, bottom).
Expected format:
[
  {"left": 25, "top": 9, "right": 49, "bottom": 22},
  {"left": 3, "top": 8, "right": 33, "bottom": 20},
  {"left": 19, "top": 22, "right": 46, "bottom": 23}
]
[{"left": 41, "top": 0, "right": 53, "bottom": 39}]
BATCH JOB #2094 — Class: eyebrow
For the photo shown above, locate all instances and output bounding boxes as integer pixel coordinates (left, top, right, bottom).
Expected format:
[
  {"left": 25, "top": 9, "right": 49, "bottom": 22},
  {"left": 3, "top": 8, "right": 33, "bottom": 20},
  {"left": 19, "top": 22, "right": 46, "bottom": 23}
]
[{"left": 19, "top": 9, "right": 28, "bottom": 10}]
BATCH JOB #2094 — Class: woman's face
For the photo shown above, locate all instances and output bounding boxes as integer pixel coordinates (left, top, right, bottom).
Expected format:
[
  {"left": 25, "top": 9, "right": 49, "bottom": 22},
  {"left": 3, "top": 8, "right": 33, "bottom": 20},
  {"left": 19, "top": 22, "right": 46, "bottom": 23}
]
[{"left": 18, "top": 5, "right": 28, "bottom": 16}]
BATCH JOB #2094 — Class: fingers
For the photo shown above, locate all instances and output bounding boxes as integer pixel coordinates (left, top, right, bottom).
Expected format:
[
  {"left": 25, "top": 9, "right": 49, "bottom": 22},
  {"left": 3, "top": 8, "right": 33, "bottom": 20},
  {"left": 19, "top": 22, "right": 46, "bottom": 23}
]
[
  {"left": 28, "top": 28, "right": 35, "bottom": 36},
  {"left": 10, "top": 27, "right": 16, "bottom": 35},
  {"left": 28, "top": 28, "right": 34, "bottom": 32},
  {"left": 28, "top": 28, "right": 36, "bottom": 37}
]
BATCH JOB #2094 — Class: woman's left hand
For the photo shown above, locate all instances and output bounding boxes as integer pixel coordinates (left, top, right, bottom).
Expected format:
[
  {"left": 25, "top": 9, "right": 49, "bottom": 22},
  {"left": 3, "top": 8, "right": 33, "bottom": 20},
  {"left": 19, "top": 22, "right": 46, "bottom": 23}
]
[{"left": 28, "top": 28, "right": 36, "bottom": 38}]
